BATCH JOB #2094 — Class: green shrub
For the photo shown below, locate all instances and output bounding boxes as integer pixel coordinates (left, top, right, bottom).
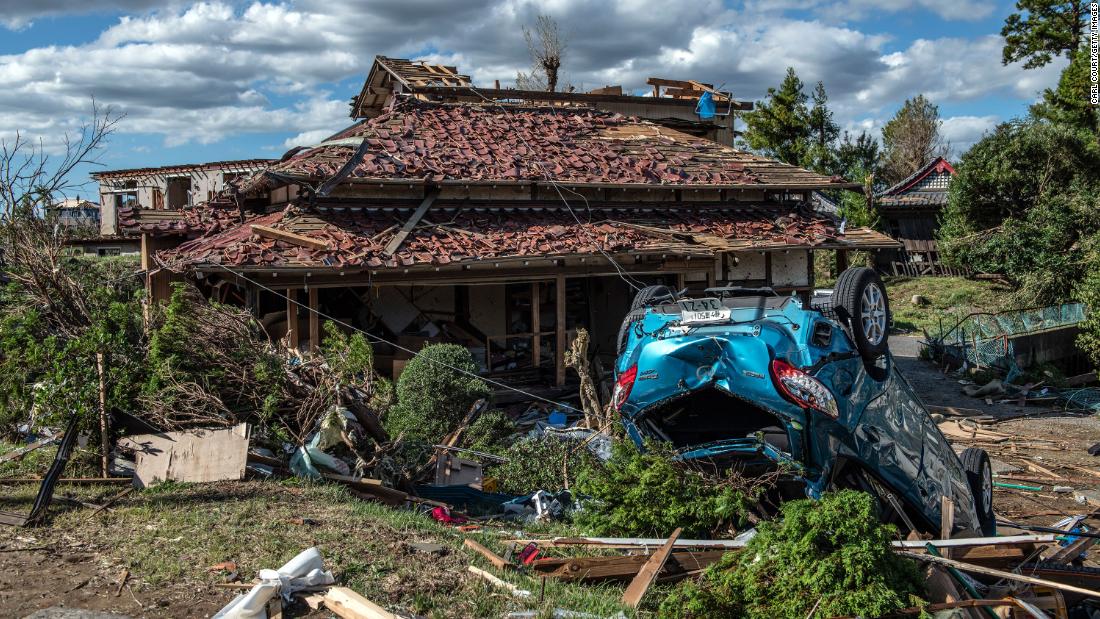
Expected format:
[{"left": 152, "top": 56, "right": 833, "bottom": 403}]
[
  {"left": 488, "top": 436, "right": 598, "bottom": 495},
  {"left": 573, "top": 440, "right": 761, "bottom": 538},
  {"left": 321, "top": 321, "right": 374, "bottom": 385},
  {"left": 384, "top": 343, "right": 490, "bottom": 444},
  {"left": 464, "top": 409, "right": 516, "bottom": 455},
  {"left": 659, "top": 490, "right": 923, "bottom": 619}
]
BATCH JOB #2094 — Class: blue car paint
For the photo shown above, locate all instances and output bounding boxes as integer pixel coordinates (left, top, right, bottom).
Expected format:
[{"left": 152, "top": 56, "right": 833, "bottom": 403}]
[{"left": 615, "top": 294, "right": 984, "bottom": 535}]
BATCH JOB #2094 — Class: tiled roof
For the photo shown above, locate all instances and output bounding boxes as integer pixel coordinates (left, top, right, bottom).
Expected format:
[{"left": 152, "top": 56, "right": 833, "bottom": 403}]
[
  {"left": 117, "top": 202, "right": 245, "bottom": 236},
  {"left": 240, "top": 100, "right": 848, "bottom": 194},
  {"left": 159, "top": 204, "right": 871, "bottom": 271},
  {"left": 875, "top": 193, "right": 948, "bottom": 208}
]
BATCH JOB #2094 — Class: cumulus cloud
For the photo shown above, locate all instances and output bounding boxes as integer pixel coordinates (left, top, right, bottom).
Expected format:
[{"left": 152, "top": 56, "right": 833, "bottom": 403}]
[
  {"left": 941, "top": 114, "right": 1000, "bottom": 155},
  {"left": 0, "top": 0, "right": 185, "bottom": 30},
  {"left": 0, "top": 0, "right": 1066, "bottom": 157}
]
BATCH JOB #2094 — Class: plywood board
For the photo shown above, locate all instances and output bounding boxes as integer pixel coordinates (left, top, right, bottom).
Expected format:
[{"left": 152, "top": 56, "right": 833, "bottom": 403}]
[{"left": 119, "top": 424, "right": 250, "bottom": 488}]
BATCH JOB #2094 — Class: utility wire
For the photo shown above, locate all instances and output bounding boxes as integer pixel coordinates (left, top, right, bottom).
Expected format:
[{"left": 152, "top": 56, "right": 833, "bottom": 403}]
[{"left": 212, "top": 262, "right": 584, "bottom": 414}]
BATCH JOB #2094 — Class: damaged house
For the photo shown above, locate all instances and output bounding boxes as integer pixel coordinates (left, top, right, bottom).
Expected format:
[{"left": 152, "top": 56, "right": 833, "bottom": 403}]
[{"left": 122, "top": 56, "right": 898, "bottom": 393}]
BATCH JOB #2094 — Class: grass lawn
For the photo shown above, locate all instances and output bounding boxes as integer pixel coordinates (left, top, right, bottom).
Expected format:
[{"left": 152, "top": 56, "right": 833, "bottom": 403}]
[
  {"left": 0, "top": 450, "right": 655, "bottom": 618},
  {"left": 884, "top": 276, "right": 1020, "bottom": 336}
]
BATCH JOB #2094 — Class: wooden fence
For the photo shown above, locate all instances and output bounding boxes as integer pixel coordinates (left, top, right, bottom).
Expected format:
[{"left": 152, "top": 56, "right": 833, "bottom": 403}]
[{"left": 888, "top": 239, "right": 970, "bottom": 277}]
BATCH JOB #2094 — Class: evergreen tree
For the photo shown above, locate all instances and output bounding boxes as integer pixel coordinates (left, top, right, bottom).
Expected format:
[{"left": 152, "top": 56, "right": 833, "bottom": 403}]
[
  {"left": 805, "top": 82, "right": 840, "bottom": 174},
  {"left": 1031, "top": 43, "right": 1100, "bottom": 134},
  {"left": 1001, "top": 1, "right": 1090, "bottom": 69},
  {"left": 836, "top": 131, "right": 882, "bottom": 188},
  {"left": 880, "top": 95, "right": 947, "bottom": 187},
  {"left": 741, "top": 67, "right": 811, "bottom": 166}
]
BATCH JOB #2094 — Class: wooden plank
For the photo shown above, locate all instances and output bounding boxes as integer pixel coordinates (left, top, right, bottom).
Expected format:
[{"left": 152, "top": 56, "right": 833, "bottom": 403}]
[
  {"left": 287, "top": 289, "right": 299, "bottom": 350},
  {"left": 940, "top": 497, "right": 954, "bottom": 559},
  {"left": 118, "top": 424, "right": 250, "bottom": 488},
  {"left": 383, "top": 188, "right": 440, "bottom": 257},
  {"left": 532, "top": 550, "right": 727, "bottom": 582},
  {"left": 308, "top": 287, "right": 320, "bottom": 353},
  {"left": 467, "top": 566, "right": 530, "bottom": 597},
  {"left": 252, "top": 224, "right": 329, "bottom": 250},
  {"left": 622, "top": 528, "right": 681, "bottom": 608},
  {"left": 898, "top": 550, "right": 1100, "bottom": 598},
  {"left": 464, "top": 539, "right": 512, "bottom": 570},
  {"left": 0, "top": 436, "right": 58, "bottom": 464},
  {"left": 530, "top": 282, "right": 540, "bottom": 368},
  {"left": 555, "top": 275, "right": 566, "bottom": 387},
  {"left": 322, "top": 586, "right": 396, "bottom": 619},
  {"left": 516, "top": 533, "right": 1055, "bottom": 551}
]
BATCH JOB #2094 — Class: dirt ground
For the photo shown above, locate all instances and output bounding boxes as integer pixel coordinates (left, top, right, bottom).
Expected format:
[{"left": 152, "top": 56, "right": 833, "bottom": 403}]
[
  {"left": 893, "top": 335, "right": 1100, "bottom": 533},
  {"left": 0, "top": 338, "right": 1096, "bottom": 618}
]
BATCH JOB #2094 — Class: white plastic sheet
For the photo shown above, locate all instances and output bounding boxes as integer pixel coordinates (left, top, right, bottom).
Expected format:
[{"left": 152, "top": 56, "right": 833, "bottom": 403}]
[{"left": 213, "top": 547, "right": 335, "bottom": 619}]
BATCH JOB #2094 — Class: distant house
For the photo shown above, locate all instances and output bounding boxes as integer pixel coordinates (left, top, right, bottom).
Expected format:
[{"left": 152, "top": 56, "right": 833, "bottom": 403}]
[
  {"left": 873, "top": 157, "right": 960, "bottom": 276},
  {"left": 47, "top": 197, "right": 100, "bottom": 229}
]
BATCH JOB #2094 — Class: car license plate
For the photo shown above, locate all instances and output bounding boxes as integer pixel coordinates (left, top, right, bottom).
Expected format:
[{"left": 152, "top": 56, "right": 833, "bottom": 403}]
[{"left": 677, "top": 298, "right": 730, "bottom": 324}]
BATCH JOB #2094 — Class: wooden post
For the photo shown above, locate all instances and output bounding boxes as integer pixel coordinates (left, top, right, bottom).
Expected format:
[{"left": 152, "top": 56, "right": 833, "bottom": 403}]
[
  {"left": 286, "top": 289, "right": 299, "bottom": 350},
  {"left": 530, "top": 282, "right": 541, "bottom": 367},
  {"left": 96, "top": 352, "right": 109, "bottom": 478},
  {"left": 555, "top": 275, "right": 566, "bottom": 386},
  {"left": 940, "top": 496, "right": 954, "bottom": 559},
  {"left": 308, "top": 287, "right": 320, "bottom": 352}
]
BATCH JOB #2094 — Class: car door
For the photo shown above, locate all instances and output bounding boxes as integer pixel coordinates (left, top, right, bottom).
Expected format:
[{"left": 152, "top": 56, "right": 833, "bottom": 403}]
[{"left": 850, "top": 360, "right": 925, "bottom": 499}]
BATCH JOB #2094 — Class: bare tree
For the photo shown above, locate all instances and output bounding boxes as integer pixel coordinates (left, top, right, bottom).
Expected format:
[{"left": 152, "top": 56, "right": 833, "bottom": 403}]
[
  {"left": 0, "top": 100, "right": 123, "bottom": 222},
  {"left": 880, "top": 95, "right": 949, "bottom": 187},
  {"left": 517, "top": 14, "right": 566, "bottom": 92}
]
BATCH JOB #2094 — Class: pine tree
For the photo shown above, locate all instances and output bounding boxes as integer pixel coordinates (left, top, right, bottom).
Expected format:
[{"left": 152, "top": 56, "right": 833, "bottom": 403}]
[
  {"left": 836, "top": 131, "right": 882, "bottom": 189},
  {"left": 1001, "top": 1, "right": 1090, "bottom": 69},
  {"left": 880, "top": 95, "right": 948, "bottom": 187},
  {"left": 741, "top": 67, "right": 811, "bottom": 166},
  {"left": 805, "top": 82, "right": 840, "bottom": 174},
  {"left": 1031, "top": 43, "right": 1100, "bottom": 134}
]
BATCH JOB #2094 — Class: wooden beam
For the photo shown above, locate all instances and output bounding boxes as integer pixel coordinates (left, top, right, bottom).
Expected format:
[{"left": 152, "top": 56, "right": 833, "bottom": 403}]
[
  {"left": 897, "top": 550, "right": 1100, "bottom": 598},
  {"left": 252, "top": 224, "right": 329, "bottom": 250},
  {"left": 530, "top": 282, "right": 541, "bottom": 368},
  {"left": 286, "top": 289, "right": 299, "bottom": 350},
  {"left": 464, "top": 539, "right": 513, "bottom": 570},
  {"left": 308, "top": 287, "right": 320, "bottom": 352},
  {"left": 383, "top": 188, "right": 440, "bottom": 256},
  {"left": 940, "top": 497, "right": 954, "bottom": 559},
  {"left": 555, "top": 275, "right": 566, "bottom": 386},
  {"left": 322, "top": 586, "right": 396, "bottom": 619},
  {"left": 622, "top": 528, "right": 681, "bottom": 608}
]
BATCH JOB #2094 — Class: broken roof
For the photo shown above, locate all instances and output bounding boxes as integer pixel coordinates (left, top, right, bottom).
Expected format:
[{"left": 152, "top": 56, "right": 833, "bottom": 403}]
[
  {"left": 92, "top": 159, "right": 275, "bottom": 180},
  {"left": 243, "top": 99, "right": 850, "bottom": 195},
  {"left": 157, "top": 203, "right": 898, "bottom": 272}
]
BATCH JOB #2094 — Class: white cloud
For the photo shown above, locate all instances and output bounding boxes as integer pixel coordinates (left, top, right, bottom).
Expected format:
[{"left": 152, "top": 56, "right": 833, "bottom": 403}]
[
  {"left": 941, "top": 114, "right": 999, "bottom": 155},
  {"left": 0, "top": 0, "right": 1066, "bottom": 159}
]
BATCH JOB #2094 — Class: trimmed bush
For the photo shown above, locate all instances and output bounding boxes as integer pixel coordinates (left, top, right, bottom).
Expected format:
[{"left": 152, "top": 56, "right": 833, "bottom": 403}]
[{"left": 384, "top": 343, "right": 490, "bottom": 444}]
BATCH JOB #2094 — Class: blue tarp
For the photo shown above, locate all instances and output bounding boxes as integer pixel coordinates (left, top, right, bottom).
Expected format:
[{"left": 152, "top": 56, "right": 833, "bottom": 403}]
[{"left": 695, "top": 91, "right": 716, "bottom": 119}]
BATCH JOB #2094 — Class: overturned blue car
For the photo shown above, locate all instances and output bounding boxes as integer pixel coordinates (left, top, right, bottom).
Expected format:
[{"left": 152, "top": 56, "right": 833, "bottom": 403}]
[{"left": 612, "top": 267, "right": 995, "bottom": 537}]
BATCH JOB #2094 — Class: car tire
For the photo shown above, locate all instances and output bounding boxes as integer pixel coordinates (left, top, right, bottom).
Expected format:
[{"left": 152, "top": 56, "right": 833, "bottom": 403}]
[
  {"left": 830, "top": 267, "right": 890, "bottom": 361},
  {"left": 960, "top": 447, "right": 997, "bottom": 536},
  {"left": 630, "top": 285, "right": 677, "bottom": 311},
  {"left": 617, "top": 309, "right": 645, "bottom": 356}
]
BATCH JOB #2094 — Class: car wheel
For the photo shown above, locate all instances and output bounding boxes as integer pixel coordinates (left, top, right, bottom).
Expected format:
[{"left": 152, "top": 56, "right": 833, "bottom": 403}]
[
  {"left": 630, "top": 285, "right": 677, "bottom": 311},
  {"left": 960, "top": 447, "right": 997, "bottom": 536},
  {"left": 616, "top": 309, "right": 645, "bottom": 356},
  {"left": 831, "top": 267, "right": 890, "bottom": 361}
]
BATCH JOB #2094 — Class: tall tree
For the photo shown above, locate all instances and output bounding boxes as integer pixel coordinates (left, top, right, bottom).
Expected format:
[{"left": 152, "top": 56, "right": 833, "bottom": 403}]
[
  {"left": 741, "top": 67, "right": 811, "bottom": 166},
  {"left": 516, "top": 15, "right": 566, "bottom": 92},
  {"left": 805, "top": 82, "right": 840, "bottom": 174},
  {"left": 835, "top": 131, "right": 881, "bottom": 187},
  {"left": 1001, "top": 1, "right": 1090, "bottom": 68},
  {"left": 1031, "top": 43, "right": 1100, "bottom": 133},
  {"left": 880, "top": 95, "right": 948, "bottom": 187}
]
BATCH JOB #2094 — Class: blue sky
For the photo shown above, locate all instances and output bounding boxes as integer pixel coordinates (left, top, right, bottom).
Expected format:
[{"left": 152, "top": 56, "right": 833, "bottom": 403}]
[{"left": 0, "top": 1, "right": 1067, "bottom": 197}]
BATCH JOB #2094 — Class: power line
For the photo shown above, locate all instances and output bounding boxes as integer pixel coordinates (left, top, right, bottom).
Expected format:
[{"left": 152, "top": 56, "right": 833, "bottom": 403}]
[{"left": 211, "top": 262, "right": 584, "bottom": 414}]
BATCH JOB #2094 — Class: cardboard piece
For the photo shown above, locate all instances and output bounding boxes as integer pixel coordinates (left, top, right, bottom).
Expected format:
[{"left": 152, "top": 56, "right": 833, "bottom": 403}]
[{"left": 119, "top": 424, "right": 250, "bottom": 488}]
